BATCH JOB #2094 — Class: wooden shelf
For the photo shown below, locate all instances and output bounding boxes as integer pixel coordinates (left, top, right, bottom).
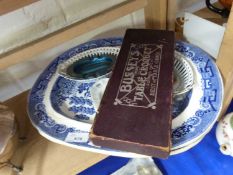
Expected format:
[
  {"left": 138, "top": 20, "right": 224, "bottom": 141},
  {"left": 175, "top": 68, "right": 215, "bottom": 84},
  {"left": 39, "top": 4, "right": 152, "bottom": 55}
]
[
  {"left": 216, "top": 7, "right": 233, "bottom": 117},
  {"left": 0, "top": 0, "right": 38, "bottom": 15}
]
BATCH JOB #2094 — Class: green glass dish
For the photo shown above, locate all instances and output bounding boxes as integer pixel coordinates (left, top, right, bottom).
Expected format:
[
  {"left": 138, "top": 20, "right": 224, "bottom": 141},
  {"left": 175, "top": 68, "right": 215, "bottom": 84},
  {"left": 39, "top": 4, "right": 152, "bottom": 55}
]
[{"left": 65, "top": 54, "right": 116, "bottom": 80}]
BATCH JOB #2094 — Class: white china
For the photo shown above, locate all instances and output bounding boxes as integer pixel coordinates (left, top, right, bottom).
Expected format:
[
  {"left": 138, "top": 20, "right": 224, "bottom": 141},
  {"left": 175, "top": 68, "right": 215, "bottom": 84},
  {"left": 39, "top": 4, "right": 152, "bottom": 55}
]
[
  {"left": 28, "top": 38, "right": 223, "bottom": 157},
  {"left": 216, "top": 113, "right": 233, "bottom": 156}
]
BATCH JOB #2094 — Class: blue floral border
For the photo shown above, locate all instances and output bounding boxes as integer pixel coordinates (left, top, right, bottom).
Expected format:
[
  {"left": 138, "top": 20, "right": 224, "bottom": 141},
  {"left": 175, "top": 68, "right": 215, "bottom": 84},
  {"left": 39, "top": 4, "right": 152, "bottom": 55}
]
[
  {"left": 172, "top": 41, "right": 223, "bottom": 147},
  {"left": 28, "top": 38, "right": 223, "bottom": 151}
]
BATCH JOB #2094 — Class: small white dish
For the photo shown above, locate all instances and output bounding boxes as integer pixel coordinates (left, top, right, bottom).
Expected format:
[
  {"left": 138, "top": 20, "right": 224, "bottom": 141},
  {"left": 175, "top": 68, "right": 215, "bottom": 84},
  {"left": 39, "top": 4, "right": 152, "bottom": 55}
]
[
  {"left": 173, "top": 51, "right": 194, "bottom": 96},
  {"left": 216, "top": 113, "right": 233, "bottom": 156}
]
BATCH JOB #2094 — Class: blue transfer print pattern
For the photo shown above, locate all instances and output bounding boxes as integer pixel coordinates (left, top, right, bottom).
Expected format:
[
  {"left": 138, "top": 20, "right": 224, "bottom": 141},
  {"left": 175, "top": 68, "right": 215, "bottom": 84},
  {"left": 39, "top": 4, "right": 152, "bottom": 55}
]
[
  {"left": 28, "top": 38, "right": 124, "bottom": 151},
  {"left": 28, "top": 38, "right": 223, "bottom": 151},
  {"left": 172, "top": 41, "right": 223, "bottom": 147},
  {"left": 50, "top": 76, "right": 95, "bottom": 122},
  {"left": 172, "top": 90, "right": 192, "bottom": 119}
]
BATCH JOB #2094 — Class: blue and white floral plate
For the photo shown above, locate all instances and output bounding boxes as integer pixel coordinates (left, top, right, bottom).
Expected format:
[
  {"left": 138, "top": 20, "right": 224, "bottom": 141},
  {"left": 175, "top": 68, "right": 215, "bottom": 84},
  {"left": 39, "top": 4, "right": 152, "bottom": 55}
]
[{"left": 28, "top": 38, "right": 223, "bottom": 157}]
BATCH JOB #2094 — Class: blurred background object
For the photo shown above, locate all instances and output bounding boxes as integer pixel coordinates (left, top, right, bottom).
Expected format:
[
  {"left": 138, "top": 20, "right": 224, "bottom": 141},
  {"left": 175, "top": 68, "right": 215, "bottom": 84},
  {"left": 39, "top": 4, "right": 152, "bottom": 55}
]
[{"left": 206, "top": 0, "right": 232, "bottom": 18}]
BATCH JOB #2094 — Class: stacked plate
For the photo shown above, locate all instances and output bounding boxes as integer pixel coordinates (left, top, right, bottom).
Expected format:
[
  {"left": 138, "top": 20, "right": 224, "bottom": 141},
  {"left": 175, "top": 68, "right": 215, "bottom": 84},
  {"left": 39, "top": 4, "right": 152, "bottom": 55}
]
[{"left": 28, "top": 38, "right": 223, "bottom": 157}]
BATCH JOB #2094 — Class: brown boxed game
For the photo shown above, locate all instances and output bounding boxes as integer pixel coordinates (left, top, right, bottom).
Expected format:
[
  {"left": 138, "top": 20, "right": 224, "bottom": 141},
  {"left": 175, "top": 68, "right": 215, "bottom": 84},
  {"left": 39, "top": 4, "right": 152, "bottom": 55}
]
[{"left": 90, "top": 29, "right": 175, "bottom": 158}]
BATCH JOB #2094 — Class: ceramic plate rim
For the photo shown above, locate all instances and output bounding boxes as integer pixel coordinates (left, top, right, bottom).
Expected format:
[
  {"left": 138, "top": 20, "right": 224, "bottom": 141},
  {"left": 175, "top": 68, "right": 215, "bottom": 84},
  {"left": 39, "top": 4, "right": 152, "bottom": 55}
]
[{"left": 27, "top": 38, "right": 223, "bottom": 156}]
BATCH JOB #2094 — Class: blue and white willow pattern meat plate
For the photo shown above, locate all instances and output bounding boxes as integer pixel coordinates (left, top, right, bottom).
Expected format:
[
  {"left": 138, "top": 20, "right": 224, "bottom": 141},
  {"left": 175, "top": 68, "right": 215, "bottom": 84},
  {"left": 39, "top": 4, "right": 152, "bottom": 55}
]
[{"left": 28, "top": 38, "right": 223, "bottom": 157}]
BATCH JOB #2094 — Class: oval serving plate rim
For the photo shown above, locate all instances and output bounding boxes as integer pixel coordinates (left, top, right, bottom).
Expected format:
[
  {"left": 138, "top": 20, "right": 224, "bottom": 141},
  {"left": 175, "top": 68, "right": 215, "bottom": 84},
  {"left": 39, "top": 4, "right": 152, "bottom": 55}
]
[
  {"left": 171, "top": 41, "right": 224, "bottom": 149},
  {"left": 27, "top": 38, "right": 223, "bottom": 156}
]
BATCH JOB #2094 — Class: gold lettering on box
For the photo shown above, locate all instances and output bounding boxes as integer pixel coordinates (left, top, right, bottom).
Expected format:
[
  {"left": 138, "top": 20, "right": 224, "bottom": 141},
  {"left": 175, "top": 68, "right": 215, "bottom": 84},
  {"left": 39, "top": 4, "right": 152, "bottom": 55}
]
[{"left": 114, "top": 43, "right": 163, "bottom": 109}]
